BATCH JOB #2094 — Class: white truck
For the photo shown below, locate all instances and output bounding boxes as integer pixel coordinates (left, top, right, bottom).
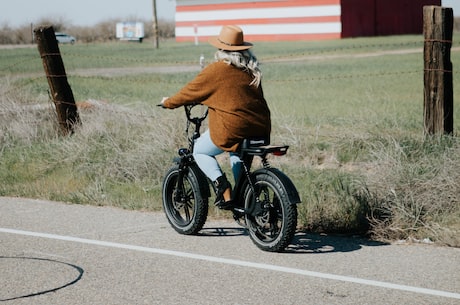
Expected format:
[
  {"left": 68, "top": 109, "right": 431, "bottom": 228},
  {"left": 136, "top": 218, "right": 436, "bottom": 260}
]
[{"left": 116, "top": 22, "right": 144, "bottom": 43}]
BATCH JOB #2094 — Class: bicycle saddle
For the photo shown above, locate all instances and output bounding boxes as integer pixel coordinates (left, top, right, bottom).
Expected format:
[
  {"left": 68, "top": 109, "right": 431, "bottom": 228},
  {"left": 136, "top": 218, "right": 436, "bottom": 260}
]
[{"left": 239, "top": 137, "right": 289, "bottom": 157}]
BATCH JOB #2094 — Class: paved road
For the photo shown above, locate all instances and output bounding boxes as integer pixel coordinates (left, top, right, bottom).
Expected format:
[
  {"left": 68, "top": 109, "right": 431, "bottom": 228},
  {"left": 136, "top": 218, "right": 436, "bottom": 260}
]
[{"left": 1, "top": 197, "right": 459, "bottom": 305}]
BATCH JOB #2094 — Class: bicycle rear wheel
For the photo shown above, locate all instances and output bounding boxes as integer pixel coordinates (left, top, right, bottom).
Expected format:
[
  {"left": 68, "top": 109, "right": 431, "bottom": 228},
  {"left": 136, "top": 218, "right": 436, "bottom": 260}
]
[
  {"left": 244, "top": 170, "right": 298, "bottom": 252},
  {"left": 162, "top": 165, "right": 208, "bottom": 235}
]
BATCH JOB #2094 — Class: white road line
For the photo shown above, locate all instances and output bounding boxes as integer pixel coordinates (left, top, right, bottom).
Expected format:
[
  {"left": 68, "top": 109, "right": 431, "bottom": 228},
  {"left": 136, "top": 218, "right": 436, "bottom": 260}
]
[{"left": 2, "top": 227, "right": 459, "bottom": 300}]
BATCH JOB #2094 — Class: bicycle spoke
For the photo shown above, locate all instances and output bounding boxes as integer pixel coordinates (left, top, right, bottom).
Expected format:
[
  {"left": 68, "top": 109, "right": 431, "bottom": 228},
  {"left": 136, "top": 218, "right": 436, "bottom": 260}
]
[{"left": 183, "top": 203, "right": 191, "bottom": 222}]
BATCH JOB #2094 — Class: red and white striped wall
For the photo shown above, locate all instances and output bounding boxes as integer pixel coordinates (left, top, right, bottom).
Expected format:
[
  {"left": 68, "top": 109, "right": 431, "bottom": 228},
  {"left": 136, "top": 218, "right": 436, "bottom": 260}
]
[{"left": 175, "top": 0, "right": 342, "bottom": 42}]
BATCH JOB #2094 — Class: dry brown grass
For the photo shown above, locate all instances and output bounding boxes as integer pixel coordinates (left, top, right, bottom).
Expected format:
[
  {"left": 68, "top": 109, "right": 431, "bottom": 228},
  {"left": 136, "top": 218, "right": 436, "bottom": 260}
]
[
  {"left": 1, "top": 34, "right": 459, "bottom": 246},
  {"left": 0, "top": 81, "right": 182, "bottom": 209},
  {"left": 364, "top": 136, "right": 460, "bottom": 246},
  {"left": 2, "top": 82, "right": 459, "bottom": 246}
]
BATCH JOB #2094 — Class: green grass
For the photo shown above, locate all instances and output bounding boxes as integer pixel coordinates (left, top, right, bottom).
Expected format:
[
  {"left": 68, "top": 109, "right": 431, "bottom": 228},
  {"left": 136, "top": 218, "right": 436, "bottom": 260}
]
[{"left": 1, "top": 34, "right": 460, "bottom": 246}]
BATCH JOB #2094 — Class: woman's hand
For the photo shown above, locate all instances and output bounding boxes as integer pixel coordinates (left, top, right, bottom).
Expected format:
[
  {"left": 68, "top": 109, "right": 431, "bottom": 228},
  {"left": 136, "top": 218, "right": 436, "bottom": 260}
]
[{"left": 158, "top": 97, "right": 169, "bottom": 108}]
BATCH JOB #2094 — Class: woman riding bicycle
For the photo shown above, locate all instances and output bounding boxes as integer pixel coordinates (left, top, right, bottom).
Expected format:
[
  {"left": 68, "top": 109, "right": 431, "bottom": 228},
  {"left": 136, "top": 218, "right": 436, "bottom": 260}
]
[{"left": 160, "top": 25, "right": 271, "bottom": 208}]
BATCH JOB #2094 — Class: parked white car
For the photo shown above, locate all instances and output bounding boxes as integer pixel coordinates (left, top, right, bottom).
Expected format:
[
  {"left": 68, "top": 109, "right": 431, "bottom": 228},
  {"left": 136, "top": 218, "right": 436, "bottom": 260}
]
[{"left": 55, "top": 32, "right": 76, "bottom": 44}]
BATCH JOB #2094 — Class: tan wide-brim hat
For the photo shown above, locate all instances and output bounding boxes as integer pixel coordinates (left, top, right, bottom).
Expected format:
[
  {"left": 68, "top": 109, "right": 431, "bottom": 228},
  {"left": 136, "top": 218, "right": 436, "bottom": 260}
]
[{"left": 208, "top": 25, "right": 253, "bottom": 51}]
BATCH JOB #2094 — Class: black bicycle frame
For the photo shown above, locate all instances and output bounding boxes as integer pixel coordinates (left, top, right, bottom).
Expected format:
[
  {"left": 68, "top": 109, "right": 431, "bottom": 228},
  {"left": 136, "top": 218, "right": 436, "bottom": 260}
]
[{"left": 174, "top": 104, "right": 296, "bottom": 216}]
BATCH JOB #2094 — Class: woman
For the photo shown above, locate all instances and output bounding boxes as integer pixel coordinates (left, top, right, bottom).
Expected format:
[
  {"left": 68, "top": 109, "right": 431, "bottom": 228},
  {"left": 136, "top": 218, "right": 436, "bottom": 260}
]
[{"left": 161, "top": 25, "right": 271, "bottom": 208}]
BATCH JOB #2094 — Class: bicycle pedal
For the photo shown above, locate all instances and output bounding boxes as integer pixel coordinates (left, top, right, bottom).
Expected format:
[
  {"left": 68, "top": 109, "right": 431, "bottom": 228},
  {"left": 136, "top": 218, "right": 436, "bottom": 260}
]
[
  {"left": 233, "top": 213, "right": 247, "bottom": 228},
  {"left": 216, "top": 202, "right": 233, "bottom": 210},
  {"left": 215, "top": 199, "right": 235, "bottom": 210}
]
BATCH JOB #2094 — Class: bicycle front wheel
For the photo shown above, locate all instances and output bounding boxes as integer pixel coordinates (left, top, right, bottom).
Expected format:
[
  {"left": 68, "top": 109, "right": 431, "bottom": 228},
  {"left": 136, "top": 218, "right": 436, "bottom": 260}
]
[
  {"left": 162, "top": 165, "right": 208, "bottom": 235},
  {"left": 244, "top": 170, "right": 298, "bottom": 252}
]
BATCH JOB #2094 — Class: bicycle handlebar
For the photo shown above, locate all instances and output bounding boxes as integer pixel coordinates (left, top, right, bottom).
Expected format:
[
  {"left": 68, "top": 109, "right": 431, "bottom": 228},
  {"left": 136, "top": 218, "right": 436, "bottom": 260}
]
[
  {"left": 158, "top": 103, "right": 208, "bottom": 126},
  {"left": 184, "top": 104, "right": 208, "bottom": 125}
]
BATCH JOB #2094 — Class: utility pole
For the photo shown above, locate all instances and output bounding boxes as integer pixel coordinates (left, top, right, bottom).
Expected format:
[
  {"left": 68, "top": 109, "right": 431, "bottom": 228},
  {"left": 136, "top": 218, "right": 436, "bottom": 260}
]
[
  {"left": 152, "top": 0, "right": 159, "bottom": 49},
  {"left": 31, "top": 23, "right": 34, "bottom": 44}
]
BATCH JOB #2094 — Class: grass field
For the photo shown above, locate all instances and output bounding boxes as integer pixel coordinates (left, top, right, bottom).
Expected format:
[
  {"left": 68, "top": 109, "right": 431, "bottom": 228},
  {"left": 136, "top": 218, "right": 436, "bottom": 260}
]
[{"left": 1, "top": 34, "right": 459, "bottom": 246}]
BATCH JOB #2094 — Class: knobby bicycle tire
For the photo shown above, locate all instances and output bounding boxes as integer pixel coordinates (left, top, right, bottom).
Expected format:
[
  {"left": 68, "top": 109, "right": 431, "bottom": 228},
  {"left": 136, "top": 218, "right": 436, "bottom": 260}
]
[
  {"left": 243, "top": 169, "right": 298, "bottom": 252},
  {"left": 162, "top": 164, "right": 209, "bottom": 235}
]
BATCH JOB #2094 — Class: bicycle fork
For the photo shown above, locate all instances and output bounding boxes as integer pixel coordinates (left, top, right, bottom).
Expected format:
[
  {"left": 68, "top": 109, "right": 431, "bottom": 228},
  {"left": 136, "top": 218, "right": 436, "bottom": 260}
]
[{"left": 173, "top": 148, "right": 193, "bottom": 206}]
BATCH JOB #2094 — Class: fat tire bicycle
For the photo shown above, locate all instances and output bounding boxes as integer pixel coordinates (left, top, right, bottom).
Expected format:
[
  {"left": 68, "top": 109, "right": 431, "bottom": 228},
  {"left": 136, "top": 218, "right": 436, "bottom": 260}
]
[{"left": 161, "top": 104, "right": 300, "bottom": 252}]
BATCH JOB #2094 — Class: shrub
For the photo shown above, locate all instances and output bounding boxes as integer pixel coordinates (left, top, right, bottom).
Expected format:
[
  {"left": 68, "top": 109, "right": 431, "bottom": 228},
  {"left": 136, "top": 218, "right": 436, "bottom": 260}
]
[
  {"left": 365, "top": 136, "right": 460, "bottom": 246},
  {"left": 296, "top": 169, "right": 370, "bottom": 233},
  {"left": 0, "top": 18, "right": 176, "bottom": 44}
]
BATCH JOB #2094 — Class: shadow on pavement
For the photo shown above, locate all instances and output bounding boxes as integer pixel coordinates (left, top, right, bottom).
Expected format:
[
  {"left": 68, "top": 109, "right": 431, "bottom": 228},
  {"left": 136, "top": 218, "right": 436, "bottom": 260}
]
[
  {"left": 198, "top": 226, "right": 387, "bottom": 254},
  {"left": 285, "top": 232, "right": 389, "bottom": 254},
  {"left": 199, "top": 227, "right": 248, "bottom": 237}
]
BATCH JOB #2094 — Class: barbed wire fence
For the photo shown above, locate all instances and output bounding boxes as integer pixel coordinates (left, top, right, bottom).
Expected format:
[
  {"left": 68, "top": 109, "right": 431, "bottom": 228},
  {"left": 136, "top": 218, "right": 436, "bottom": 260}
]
[{"left": 1, "top": 39, "right": 459, "bottom": 133}]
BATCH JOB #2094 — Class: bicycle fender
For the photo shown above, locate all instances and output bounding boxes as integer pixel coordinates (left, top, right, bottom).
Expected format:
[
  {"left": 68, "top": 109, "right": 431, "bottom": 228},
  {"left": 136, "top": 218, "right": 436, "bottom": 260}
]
[
  {"left": 253, "top": 168, "right": 301, "bottom": 205},
  {"left": 172, "top": 154, "right": 211, "bottom": 199},
  {"left": 188, "top": 163, "right": 211, "bottom": 198}
]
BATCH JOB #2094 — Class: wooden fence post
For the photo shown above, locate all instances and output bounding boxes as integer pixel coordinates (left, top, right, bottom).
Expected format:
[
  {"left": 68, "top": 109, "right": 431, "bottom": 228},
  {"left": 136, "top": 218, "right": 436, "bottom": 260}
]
[
  {"left": 34, "top": 26, "right": 80, "bottom": 135},
  {"left": 423, "top": 6, "right": 454, "bottom": 135}
]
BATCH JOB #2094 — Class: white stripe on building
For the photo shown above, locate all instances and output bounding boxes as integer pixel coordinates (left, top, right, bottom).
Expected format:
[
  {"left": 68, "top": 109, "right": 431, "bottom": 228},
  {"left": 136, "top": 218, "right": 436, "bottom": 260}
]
[
  {"left": 176, "top": 23, "right": 342, "bottom": 37},
  {"left": 176, "top": 5, "right": 341, "bottom": 22}
]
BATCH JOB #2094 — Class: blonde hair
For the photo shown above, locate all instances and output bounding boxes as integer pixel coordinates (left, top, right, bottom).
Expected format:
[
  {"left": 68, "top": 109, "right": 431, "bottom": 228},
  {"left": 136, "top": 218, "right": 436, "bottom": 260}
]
[{"left": 214, "top": 49, "right": 262, "bottom": 87}]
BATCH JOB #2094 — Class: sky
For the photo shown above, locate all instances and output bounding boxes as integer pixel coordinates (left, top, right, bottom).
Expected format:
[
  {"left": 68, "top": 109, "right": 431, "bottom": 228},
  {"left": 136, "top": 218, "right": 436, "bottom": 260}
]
[
  {"left": 444, "top": 0, "right": 460, "bottom": 15},
  {"left": 0, "top": 0, "right": 458, "bottom": 28},
  {"left": 0, "top": 0, "right": 176, "bottom": 27}
]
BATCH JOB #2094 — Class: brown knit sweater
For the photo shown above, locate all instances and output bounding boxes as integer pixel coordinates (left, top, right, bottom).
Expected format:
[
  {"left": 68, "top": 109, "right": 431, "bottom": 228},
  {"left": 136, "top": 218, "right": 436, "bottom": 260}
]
[{"left": 163, "top": 61, "right": 271, "bottom": 152}]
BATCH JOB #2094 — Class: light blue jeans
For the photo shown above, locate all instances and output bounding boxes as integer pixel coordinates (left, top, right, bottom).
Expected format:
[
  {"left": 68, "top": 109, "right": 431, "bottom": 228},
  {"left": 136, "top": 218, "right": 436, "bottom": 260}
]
[{"left": 193, "top": 130, "right": 242, "bottom": 183}]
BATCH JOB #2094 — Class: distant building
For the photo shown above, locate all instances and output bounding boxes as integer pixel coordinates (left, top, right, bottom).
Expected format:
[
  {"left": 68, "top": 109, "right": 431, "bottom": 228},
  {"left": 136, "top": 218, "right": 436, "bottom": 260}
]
[{"left": 175, "top": 0, "right": 441, "bottom": 42}]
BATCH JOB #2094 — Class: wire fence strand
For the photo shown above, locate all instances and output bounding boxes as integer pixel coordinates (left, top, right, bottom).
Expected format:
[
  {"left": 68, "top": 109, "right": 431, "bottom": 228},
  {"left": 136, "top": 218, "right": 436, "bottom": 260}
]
[{"left": 2, "top": 40, "right": 459, "bottom": 124}]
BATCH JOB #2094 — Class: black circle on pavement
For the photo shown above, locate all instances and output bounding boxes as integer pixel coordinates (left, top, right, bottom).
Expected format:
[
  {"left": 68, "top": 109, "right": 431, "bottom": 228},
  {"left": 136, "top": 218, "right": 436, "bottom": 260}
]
[{"left": 0, "top": 256, "right": 84, "bottom": 301}]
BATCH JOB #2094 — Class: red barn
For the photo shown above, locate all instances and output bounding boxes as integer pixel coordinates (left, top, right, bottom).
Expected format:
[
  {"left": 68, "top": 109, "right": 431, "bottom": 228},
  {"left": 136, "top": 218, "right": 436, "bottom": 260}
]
[{"left": 175, "top": 0, "right": 441, "bottom": 42}]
